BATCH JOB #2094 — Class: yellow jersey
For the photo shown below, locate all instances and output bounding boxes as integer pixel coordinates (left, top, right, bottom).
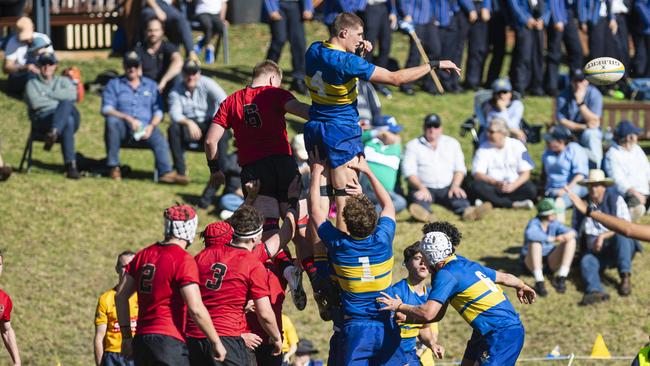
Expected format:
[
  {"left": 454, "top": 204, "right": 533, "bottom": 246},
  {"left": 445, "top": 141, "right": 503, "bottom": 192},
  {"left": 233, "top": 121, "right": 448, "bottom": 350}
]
[
  {"left": 95, "top": 288, "right": 138, "bottom": 353},
  {"left": 281, "top": 314, "right": 299, "bottom": 354}
]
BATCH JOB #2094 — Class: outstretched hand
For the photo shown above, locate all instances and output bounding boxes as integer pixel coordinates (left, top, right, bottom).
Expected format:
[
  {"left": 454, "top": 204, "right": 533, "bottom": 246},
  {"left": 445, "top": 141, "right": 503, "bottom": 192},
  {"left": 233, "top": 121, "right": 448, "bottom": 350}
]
[
  {"left": 438, "top": 60, "right": 462, "bottom": 76},
  {"left": 517, "top": 283, "right": 537, "bottom": 305},
  {"left": 376, "top": 291, "right": 403, "bottom": 312},
  {"left": 563, "top": 186, "right": 587, "bottom": 214}
]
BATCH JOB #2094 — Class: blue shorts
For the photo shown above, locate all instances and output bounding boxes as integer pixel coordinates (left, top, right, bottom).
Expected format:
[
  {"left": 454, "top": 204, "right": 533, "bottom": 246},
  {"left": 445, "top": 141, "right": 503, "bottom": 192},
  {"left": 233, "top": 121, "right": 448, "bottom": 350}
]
[
  {"left": 304, "top": 120, "right": 364, "bottom": 169},
  {"left": 404, "top": 349, "right": 422, "bottom": 366},
  {"left": 342, "top": 319, "right": 406, "bottom": 366},
  {"left": 102, "top": 351, "right": 135, "bottom": 366},
  {"left": 463, "top": 324, "right": 525, "bottom": 366}
]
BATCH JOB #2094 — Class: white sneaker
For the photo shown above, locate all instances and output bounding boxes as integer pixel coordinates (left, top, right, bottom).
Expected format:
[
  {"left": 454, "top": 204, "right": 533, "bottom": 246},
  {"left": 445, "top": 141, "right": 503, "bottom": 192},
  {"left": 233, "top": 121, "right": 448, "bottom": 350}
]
[
  {"left": 512, "top": 199, "right": 534, "bottom": 210},
  {"left": 219, "top": 210, "right": 234, "bottom": 220}
]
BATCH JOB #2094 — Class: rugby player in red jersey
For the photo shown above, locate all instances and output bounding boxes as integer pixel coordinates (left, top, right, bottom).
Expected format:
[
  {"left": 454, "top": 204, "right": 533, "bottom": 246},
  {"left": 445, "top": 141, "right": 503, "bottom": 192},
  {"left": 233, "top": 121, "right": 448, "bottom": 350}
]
[
  {"left": 0, "top": 250, "right": 21, "bottom": 366},
  {"left": 115, "top": 205, "right": 226, "bottom": 366}
]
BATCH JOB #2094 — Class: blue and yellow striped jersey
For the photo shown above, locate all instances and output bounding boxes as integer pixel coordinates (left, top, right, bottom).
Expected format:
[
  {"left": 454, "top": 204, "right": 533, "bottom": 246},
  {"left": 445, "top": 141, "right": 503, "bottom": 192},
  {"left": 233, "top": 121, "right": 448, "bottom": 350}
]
[
  {"left": 427, "top": 255, "right": 521, "bottom": 335},
  {"left": 305, "top": 41, "right": 376, "bottom": 124},
  {"left": 391, "top": 278, "right": 431, "bottom": 353},
  {"left": 317, "top": 217, "right": 395, "bottom": 320}
]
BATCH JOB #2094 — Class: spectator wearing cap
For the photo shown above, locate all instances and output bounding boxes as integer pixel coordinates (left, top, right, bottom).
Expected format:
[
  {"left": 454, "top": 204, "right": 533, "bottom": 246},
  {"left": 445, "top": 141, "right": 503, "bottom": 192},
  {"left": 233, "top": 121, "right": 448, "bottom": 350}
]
[
  {"left": 24, "top": 52, "right": 81, "bottom": 179},
  {"left": 480, "top": 78, "right": 526, "bottom": 142},
  {"left": 556, "top": 68, "right": 604, "bottom": 168},
  {"left": 167, "top": 60, "right": 227, "bottom": 182},
  {"left": 403, "top": 114, "right": 492, "bottom": 222},
  {"left": 603, "top": 120, "right": 650, "bottom": 222},
  {"left": 2, "top": 16, "right": 54, "bottom": 95},
  {"left": 572, "top": 169, "right": 641, "bottom": 305},
  {"left": 470, "top": 118, "right": 537, "bottom": 209},
  {"left": 521, "top": 198, "right": 576, "bottom": 297},
  {"left": 359, "top": 115, "right": 407, "bottom": 214},
  {"left": 541, "top": 124, "right": 589, "bottom": 222},
  {"left": 291, "top": 339, "right": 321, "bottom": 366},
  {"left": 140, "top": 0, "right": 196, "bottom": 59},
  {"left": 133, "top": 18, "right": 184, "bottom": 96},
  {"left": 101, "top": 52, "right": 184, "bottom": 184}
]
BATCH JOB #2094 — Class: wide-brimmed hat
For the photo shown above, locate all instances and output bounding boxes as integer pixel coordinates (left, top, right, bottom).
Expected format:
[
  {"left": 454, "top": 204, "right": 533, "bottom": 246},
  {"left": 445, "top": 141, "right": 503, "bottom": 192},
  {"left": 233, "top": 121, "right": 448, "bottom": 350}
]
[{"left": 578, "top": 169, "right": 614, "bottom": 186}]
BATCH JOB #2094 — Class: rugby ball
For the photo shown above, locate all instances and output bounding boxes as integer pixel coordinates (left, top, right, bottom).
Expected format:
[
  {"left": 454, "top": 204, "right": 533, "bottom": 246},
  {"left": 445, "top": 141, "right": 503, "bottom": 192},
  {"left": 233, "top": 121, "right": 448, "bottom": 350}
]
[{"left": 584, "top": 57, "right": 625, "bottom": 86}]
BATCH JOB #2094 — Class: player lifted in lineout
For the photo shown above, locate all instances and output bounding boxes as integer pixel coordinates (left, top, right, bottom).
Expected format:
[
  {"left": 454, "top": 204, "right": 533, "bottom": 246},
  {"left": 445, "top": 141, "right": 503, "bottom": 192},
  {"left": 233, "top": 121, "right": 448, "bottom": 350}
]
[
  {"left": 303, "top": 12, "right": 460, "bottom": 232},
  {"left": 378, "top": 225, "right": 537, "bottom": 366}
]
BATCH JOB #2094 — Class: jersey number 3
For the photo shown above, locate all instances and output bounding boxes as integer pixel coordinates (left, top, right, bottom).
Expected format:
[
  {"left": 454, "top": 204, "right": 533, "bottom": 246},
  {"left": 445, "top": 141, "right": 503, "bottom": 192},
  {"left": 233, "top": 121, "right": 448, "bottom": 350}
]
[
  {"left": 206, "top": 263, "right": 228, "bottom": 291},
  {"left": 140, "top": 264, "right": 156, "bottom": 293}
]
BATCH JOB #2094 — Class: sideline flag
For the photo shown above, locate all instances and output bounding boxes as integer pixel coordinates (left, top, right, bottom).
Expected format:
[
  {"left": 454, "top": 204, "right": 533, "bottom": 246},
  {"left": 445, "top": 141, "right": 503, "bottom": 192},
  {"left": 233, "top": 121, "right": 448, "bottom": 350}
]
[{"left": 591, "top": 334, "right": 612, "bottom": 358}]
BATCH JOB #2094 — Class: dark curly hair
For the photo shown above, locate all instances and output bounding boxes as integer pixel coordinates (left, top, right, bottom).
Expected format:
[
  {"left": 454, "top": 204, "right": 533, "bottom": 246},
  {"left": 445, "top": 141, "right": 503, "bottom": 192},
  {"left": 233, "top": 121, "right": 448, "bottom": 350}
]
[
  {"left": 422, "top": 221, "right": 462, "bottom": 248},
  {"left": 227, "top": 205, "right": 264, "bottom": 236},
  {"left": 343, "top": 195, "right": 378, "bottom": 238},
  {"left": 403, "top": 241, "right": 422, "bottom": 264}
]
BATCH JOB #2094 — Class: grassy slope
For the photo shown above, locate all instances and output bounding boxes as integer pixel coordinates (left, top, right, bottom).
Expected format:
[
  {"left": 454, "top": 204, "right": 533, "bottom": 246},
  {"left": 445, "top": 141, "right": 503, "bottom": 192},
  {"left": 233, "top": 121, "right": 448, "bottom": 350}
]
[{"left": 0, "top": 22, "right": 648, "bottom": 365}]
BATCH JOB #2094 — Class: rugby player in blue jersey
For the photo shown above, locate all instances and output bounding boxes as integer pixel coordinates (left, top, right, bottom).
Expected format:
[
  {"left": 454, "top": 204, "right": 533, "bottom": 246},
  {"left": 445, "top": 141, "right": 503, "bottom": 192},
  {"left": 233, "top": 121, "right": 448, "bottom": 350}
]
[{"left": 378, "top": 227, "right": 537, "bottom": 366}]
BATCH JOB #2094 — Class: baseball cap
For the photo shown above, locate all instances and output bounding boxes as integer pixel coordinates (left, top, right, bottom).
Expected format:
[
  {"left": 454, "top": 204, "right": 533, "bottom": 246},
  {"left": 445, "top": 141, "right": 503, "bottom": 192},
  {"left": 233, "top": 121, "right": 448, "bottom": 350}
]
[
  {"left": 491, "top": 78, "right": 512, "bottom": 93},
  {"left": 537, "top": 198, "right": 560, "bottom": 217},
  {"left": 36, "top": 52, "right": 57, "bottom": 66},
  {"left": 375, "top": 115, "right": 404, "bottom": 134},
  {"left": 423, "top": 113, "right": 442, "bottom": 129},
  {"left": 295, "top": 339, "right": 319, "bottom": 356},
  {"left": 614, "top": 120, "right": 642, "bottom": 138},
  {"left": 123, "top": 51, "right": 141, "bottom": 67},
  {"left": 419, "top": 231, "right": 453, "bottom": 266},
  {"left": 570, "top": 68, "right": 586, "bottom": 82},
  {"left": 291, "top": 134, "right": 308, "bottom": 161},
  {"left": 16, "top": 17, "right": 34, "bottom": 42},
  {"left": 183, "top": 59, "right": 201, "bottom": 74},
  {"left": 544, "top": 124, "right": 573, "bottom": 142}
]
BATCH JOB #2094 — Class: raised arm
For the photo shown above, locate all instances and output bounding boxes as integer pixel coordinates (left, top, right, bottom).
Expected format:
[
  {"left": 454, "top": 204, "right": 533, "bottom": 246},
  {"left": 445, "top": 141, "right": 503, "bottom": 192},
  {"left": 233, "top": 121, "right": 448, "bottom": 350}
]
[
  {"left": 309, "top": 156, "right": 328, "bottom": 228},
  {"left": 369, "top": 61, "right": 461, "bottom": 87},
  {"left": 351, "top": 160, "right": 394, "bottom": 220},
  {"left": 284, "top": 99, "right": 311, "bottom": 120}
]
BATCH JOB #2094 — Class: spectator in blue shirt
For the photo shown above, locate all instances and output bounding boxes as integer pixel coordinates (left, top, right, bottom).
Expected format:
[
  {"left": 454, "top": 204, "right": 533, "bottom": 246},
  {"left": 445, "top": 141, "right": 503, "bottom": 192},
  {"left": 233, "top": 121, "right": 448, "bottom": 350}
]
[
  {"left": 632, "top": 0, "right": 650, "bottom": 77},
  {"left": 101, "top": 52, "right": 181, "bottom": 184},
  {"left": 556, "top": 69, "right": 603, "bottom": 169},
  {"left": 521, "top": 198, "right": 576, "bottom": 297},
  {"left": 541, "top": 124, "right": 589, "bottom": 222}
]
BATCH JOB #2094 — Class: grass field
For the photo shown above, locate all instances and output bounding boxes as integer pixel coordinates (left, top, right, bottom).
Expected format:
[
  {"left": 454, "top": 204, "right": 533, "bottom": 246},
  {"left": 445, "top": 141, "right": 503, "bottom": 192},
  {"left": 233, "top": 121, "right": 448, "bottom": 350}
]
[{"left": 0, "top": 22, "right": 648, "bottom": 365}]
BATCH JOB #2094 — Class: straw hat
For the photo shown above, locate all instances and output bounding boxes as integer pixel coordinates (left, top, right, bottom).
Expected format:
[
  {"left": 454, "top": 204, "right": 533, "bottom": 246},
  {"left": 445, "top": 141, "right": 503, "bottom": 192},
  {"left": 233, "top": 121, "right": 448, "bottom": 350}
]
[{"left": 578, "top": 169, "right": 614, "bottom": 186}]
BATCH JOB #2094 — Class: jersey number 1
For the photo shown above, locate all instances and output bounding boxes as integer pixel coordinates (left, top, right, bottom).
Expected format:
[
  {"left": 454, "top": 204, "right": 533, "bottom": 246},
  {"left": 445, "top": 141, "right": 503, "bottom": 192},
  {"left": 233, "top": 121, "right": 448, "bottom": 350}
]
[{"left": 206, "top": 263, "right": 228, "bottom": 291}]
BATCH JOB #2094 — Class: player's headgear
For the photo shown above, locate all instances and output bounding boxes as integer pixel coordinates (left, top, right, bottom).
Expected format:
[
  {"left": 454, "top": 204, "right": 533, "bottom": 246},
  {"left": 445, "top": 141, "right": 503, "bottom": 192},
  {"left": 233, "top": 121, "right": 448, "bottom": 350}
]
[
  {"left": 163, "top": 205, "right": 198, "bottom": 245},
  {"left": 419, "top": 231, "right": 453, "bottom": 266},
  {"left": 202, "top": 221, "right": 233, "bottom": 247}
]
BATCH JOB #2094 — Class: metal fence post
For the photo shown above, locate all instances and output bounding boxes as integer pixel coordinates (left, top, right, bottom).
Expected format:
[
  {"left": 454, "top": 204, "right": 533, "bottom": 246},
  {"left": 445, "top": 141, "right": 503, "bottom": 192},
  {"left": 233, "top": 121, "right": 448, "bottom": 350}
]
[{"left": 33, "top": 0, "right": 51, "bottom": 37}]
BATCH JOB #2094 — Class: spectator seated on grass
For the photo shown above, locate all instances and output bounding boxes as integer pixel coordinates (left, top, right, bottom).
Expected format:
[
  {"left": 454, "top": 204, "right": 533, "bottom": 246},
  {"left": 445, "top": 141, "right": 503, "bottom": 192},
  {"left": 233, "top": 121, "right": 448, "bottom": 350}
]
[
  {"left": 24, "top": 52, "right": 81, "bottom": 179},
  {"left": 556, "top": 69, "right": 603, "bottom": 169},
  {"left": 2, "top": 16, "right": 54, "bottom": 95},
  {"left": 470, "top": 118, "right": 537, "bottom": 209},
  {"left": 281, "top": 313, "right": 299, "bottom": 365},
  {"left": 167, "top": 60, "right": 227, "bottom": 183},
  {"left": 101, "top": 51, "right": 185, "bottom": 184},
  {"left": 603, "top": 120, "right": 650, "bottom": 222},
  {"left": 541, "top": 124, "right": 589, "bottom": 223},
  {"left": 521, "top": 198, "right": 577, "bottom": 297},
  {"left": 403, "top": 114, "right": 492, "bottom": 223},
  {"left": 134, "top": 18, "right": 184, "bottom": 97},
  {"left": 572, "top": 169, "right": 642, "bottom": 305},
  {"left": 360, "top": 116, "right": 407, "bottom": 214},
  {"left": 481, "top": 78, "right": 526, "bottom": 142}
]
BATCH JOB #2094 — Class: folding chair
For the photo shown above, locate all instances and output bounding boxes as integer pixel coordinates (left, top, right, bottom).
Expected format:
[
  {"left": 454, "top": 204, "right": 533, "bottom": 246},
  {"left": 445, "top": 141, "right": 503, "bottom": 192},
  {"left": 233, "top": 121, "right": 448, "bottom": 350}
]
[{"left": 18, "top": 127, "right": 56, "bottom": 173}]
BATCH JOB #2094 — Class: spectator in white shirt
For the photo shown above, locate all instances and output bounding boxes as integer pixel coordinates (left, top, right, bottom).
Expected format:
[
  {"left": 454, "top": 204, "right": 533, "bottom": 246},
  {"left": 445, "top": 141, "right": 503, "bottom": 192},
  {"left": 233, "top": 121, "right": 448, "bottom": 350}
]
[
  {"left": 193, "top": 0, "right": 228, "bottom": 64},
  {"left": 604, "top": 120, "right": 650, "bottom": 222},
  {"left": 402, "top": 114, "right": 492, "bottom": 222},
  {"left": 470, "top": 118, "right": 537, "bottom": 208}
]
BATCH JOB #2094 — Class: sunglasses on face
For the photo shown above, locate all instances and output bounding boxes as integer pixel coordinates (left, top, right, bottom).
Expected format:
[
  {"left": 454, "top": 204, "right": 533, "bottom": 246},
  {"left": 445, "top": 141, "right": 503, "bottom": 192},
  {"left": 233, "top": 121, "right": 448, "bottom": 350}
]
[{"left": 425, "top": 123, "right": 441, "bottom": 129}]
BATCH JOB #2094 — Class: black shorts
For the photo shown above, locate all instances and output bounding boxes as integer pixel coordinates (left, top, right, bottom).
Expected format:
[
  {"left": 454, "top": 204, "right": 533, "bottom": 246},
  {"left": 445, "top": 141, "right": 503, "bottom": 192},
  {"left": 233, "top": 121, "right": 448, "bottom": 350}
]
[
  {"left": 240, "top": 155, "right": 300, "bottom": 203},
  {"left": 133, "top": 334, "right": 190, "bottom": 366},
  {"left": 253, "top": 344, "right": 282, "bottom": 366},
  {"left": 188, "top": 336, "right": 253, "bottom": 366}
]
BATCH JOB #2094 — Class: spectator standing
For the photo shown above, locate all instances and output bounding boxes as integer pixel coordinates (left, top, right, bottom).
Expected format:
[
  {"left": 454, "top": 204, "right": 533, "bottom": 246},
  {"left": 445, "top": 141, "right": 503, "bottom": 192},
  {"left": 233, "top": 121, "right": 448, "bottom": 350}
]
[
  {"left": 2, "top": 16, "right": 53, "bottom": 95},
  {"left": 610, "top": 0, "right": 630, "bottom": 75},
  {"left": 437, "top": 0, "right": 473, "bottom": 93},
  {"left": 24, "top": 53, "right": 81, "bottom": 179},
  {"left": 484, "top": 0, "right": 507, "bottom": 86},
  {"left": 541, "top": 124, "right": 589, "bottom": 222},
  {"left": 193, "top": 0, "right": 228, "bottom": 64},
  {"left": 359, "top": 0, "right": 397, "bottom": 97},
  {"left": 507, "top": 0, "right": 547, "bottom": 96},
  {"left": 141, "top": 0, "right": 196, "bottom": 58},
  {"left": 0, "top": 250, "right": 21, "bottom": 366},
  {"left": 94, "top": 251, "right": 138, "bottom": 366},
  {"left": 134, "top": 18, "right": 183, "bottom": 96},
  {"left": 101, "top": 52, "right": 184, "bottom": 184},
  {"left": 572, "top": 170, "right": 641, "bottom": 305},
  {"left": 115, "top": 205, "right": 226, "bottom": 365},
  {"left": 580, "top": 0, "right": 619, "bottom": 71},
  {"left": 167, "top": 60, "right": 227, "bottom": 182},
  {"left": 480, "top": 78, "right": 526, "bottom": 142},
  {"left": 463, "top": 0, "right": 492, "bottom": 91},
  {"left": 264, "top": 0, "right": 313, "bottom": 95},
  {"left": 632, "top": 0, "right": 650, "bottom": 77},
  {"left": 281, "top": 313, "right": 299, "bottom": 365},
  {"left": 521, "top": 198, "right": 577, "bottom": 297},
  {"left": 603, "top": 120, "right": 650, "bottom": 222},
  {"left": 403, "top": 114, "right": 492, "bottom": 222},
  {"left": 556, "top": 68, "right": 603, "bottom": 168},
  {"left": 470, "top": 118, "right": 537, "bottom": 209},
  {"left": 544, "top": 0, "right": 583, "bottom": 96}
]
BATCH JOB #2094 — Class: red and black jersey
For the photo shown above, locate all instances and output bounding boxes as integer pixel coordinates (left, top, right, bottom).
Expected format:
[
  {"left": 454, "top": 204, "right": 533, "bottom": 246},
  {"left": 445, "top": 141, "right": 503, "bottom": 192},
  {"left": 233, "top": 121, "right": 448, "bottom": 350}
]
[
  {"left": 185, "top": 244, "right": 270, "bottom": 338},
  {"left": 212, "top": 86, "right": 295, "bottom": 166},
  {"left": 0, "top": 289, "right": 13, "bottom": 322},
  {"left": 126, "top": 242, "right": 199, "bottom": 342}
]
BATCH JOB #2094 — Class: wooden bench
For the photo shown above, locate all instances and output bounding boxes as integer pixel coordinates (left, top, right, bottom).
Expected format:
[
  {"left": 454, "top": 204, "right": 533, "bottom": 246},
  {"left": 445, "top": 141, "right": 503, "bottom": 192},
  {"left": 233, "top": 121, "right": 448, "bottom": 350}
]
[{"left": 551, "top": 99, "right": 650, "bottom": 140}]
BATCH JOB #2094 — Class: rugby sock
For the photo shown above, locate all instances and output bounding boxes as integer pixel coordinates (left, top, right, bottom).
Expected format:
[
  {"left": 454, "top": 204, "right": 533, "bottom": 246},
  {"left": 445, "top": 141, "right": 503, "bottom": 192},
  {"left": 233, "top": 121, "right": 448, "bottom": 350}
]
[
  {"left": 557, "top": 265, "right": 570, "bottom": 278},
  {"left": 301, "top": 256, "right": 317, "bottom": 276},
  {"left": 533, "top": 269, "right": 544, "bottom": 282}
]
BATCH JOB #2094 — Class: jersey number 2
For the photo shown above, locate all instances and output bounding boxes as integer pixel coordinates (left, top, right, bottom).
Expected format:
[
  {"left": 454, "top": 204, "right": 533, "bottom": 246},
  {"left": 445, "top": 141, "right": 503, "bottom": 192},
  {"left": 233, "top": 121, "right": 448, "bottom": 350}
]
[
  {"left": 140, "top": 264, "right": 156, "bottom": 293},
  {"left": 206, "top": 263, "right": 228, "bottom": 291}
]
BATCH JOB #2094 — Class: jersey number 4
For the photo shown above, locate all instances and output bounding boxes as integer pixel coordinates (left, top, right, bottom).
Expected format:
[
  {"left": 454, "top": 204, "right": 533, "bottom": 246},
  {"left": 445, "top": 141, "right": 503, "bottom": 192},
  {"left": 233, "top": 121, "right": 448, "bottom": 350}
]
[
  {"left": 140, "top": 264, "right": 156, "bottom": 293},
  {"left": 206, "top": 263, "right": 228, "bottom": 291}
]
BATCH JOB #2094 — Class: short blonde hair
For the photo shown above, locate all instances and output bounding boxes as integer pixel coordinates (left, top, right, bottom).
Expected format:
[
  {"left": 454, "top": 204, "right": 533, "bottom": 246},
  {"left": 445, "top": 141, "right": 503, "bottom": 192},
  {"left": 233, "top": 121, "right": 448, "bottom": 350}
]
[
  {"left": 253, "top": 60, "right": 282, "bottom": 80},
  {"left": 488, "top": 118, "right": 508, "bottom": 134}
]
